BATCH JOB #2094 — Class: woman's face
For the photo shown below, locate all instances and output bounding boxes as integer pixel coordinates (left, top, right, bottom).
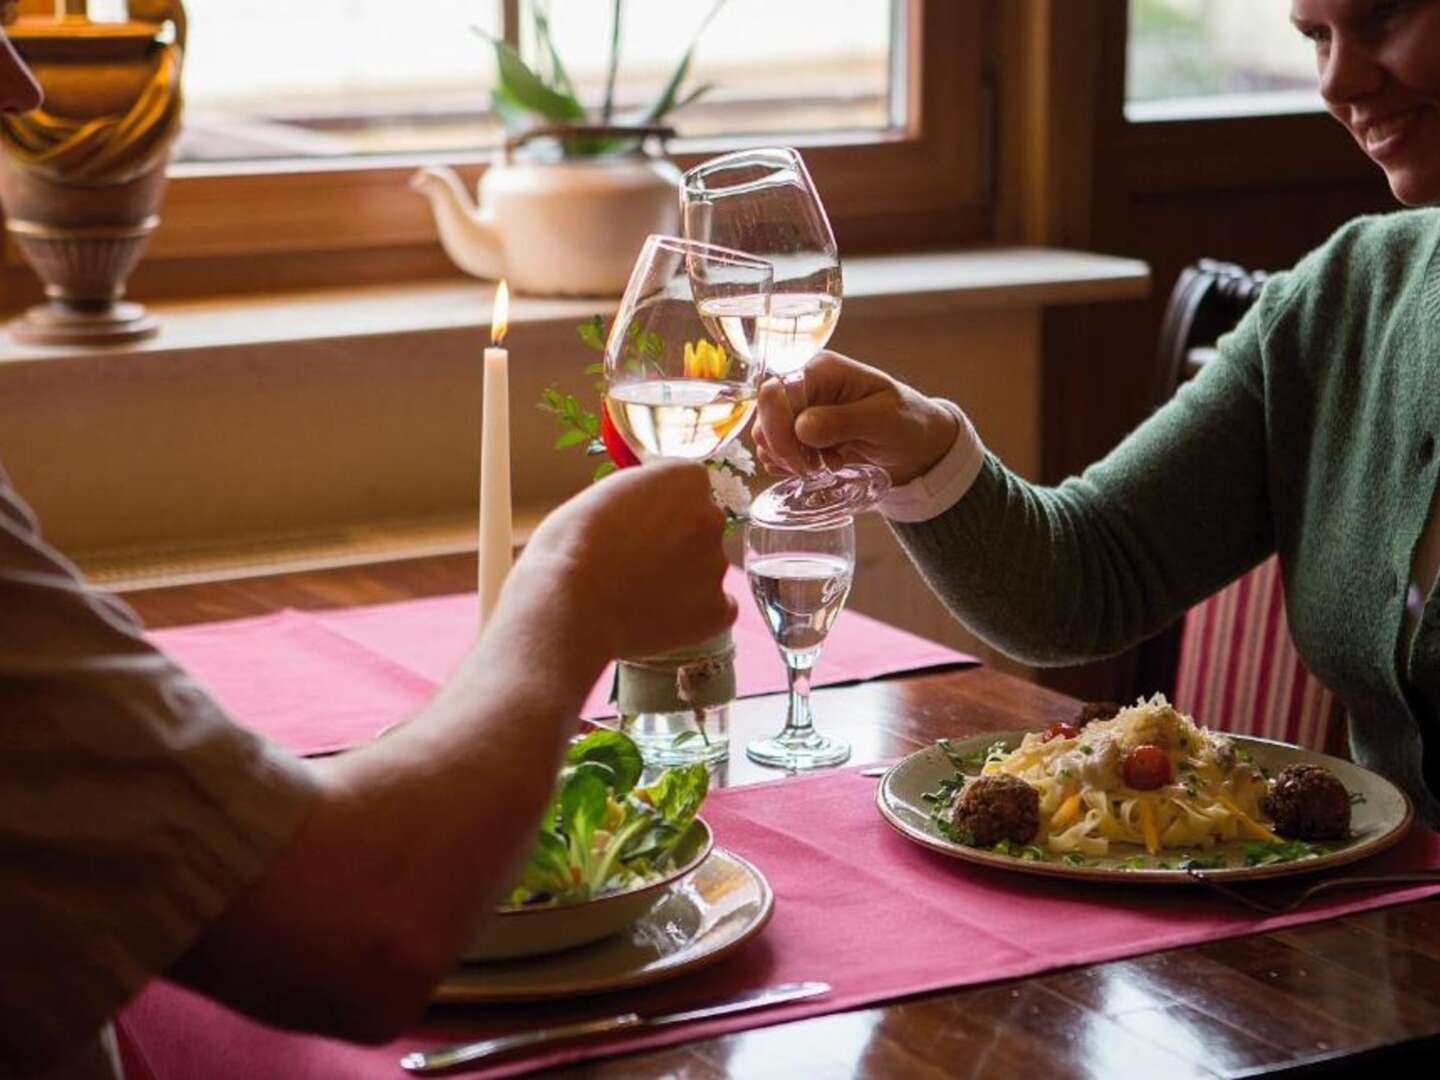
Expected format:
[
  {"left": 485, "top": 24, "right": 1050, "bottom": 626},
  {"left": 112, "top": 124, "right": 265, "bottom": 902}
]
[
  {"left": 0, "top": 12, "right": 43, "bottom": 114},
  {"left": 1293, "top": 0, "right": 1440, "bottom": 205}
]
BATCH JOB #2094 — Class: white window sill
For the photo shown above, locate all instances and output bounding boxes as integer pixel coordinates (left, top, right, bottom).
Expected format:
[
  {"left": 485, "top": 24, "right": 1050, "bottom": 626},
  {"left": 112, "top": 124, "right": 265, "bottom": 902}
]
[{"left": 0, "top": 246, "right": 1147, "bottom": 366}]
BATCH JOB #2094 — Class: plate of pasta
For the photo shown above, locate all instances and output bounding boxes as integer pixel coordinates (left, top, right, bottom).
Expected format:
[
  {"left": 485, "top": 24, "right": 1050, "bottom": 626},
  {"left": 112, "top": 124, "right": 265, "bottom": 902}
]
[{"left": 876, "top": 695, "right": 1414, "bottom": 883}]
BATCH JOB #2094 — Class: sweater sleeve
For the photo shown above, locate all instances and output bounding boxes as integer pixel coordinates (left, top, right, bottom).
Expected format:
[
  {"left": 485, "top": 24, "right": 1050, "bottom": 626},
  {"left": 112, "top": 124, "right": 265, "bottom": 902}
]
[{"left": 890, "top": 280, "right": 1287, "bottom": 666}]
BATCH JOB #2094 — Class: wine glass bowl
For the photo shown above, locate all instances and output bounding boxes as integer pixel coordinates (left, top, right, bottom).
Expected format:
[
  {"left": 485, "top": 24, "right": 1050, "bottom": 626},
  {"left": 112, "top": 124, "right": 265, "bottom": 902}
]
[
  {"left": 681, "top": 147, "right": 842, "bottom": 379},
  {"left": 604, "top": 234, "right": 773, "bottom": 464},
  {"left": 744, "top": 516, "right": 855, "bottom": 770},
  {"left": 681, "top": 148, "right": 889, "bottom": 526}
]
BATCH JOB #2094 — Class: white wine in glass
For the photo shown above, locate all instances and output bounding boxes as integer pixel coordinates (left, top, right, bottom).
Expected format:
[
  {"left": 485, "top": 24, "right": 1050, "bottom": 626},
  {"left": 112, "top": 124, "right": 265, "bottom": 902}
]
[
  {"left": 606, "top": 378, "right": 756, "bottom": 461},
  {"left": 698, "top": 291, "right": 841, "bottom": 378},
  {"left": 603, "top": 235, "right": 773, "bottom": 465}
]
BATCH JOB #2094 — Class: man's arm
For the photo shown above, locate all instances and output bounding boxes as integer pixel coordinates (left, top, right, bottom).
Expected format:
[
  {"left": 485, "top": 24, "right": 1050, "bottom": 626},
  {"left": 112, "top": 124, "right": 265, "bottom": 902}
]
[{"left": 165, "top": 461, "right": 736, "bottom": 1041}]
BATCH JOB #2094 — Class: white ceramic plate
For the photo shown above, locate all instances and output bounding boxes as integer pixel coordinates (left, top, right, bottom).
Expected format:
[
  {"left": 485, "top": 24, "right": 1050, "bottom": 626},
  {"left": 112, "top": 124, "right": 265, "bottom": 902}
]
[
  {"left": 877, "top": 731, "right": 1414, "bottom": 884},
  {"left": 436, "top": 847, "right": 773, "bottom": 1003}
]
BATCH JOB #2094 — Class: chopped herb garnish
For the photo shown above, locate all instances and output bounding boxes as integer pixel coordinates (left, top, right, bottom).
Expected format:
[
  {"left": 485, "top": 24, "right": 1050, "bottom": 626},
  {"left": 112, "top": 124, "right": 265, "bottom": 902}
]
[
  {"left": 939, "top": 738, "right": 1011, "bottom": 771},
  {"left": 922, "top": 776, "right": 965, "bottom": 805},
  {"left": 1178, "top": 760, "right": 1195, "bottom": 772},
  {"left": 990, "top": 840, "right": 1046, "bottom": 861},
  {"left": 1240, "top": 840, "right": 1326, "bottom": 866},
  {"left": 1349, "top": 791, "right": 1368, "bottom": 805},
  {"left": 1079, "top": 745, "right": 1094, "bottom": 756},
  {"left": 1178, "top": 852, "right": 1228, "bottom": 870},
  {"left": 1116, "top": 855, "right": 1149, "bottom": 870},
  {"left": 1062, "top": 852, "right": 1091, "bottom": 867},
  {"left": 1235, "top": 749, "right": 1254, "bottom": 764}
]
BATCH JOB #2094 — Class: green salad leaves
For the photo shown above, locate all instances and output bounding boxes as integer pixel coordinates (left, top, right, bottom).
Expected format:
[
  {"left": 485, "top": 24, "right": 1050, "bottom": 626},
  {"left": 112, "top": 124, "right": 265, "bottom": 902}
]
[{"left": 506, "top": 729, "right": 709, "bottom": 907}]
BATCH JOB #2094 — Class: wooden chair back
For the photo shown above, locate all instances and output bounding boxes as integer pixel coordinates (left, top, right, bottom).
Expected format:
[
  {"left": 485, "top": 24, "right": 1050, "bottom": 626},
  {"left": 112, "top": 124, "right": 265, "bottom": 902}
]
[{"left": 1137, "top": 260, "right": 1345, "bottom": 754}]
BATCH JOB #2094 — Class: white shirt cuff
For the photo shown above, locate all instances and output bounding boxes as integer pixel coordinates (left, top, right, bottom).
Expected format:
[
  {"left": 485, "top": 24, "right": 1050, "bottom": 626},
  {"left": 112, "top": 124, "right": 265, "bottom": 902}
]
[{"left": 878, "top": 399, "right": 986, "bottom": 524}]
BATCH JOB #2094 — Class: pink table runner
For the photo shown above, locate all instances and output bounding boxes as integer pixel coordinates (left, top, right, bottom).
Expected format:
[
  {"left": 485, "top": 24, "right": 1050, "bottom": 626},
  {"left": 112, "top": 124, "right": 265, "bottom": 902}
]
[
  {"left": 148, "top": 568, "right": 975, "bottom": 756},
  {"left": 118, "top": 766, "right": 1440, "bottom": 1079}
]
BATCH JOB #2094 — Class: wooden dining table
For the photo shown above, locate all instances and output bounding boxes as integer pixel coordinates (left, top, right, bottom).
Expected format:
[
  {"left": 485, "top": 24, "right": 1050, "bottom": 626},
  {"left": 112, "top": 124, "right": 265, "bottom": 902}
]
[{"left": 120, "top": 552, "right": 1440, "bottom": 1078}]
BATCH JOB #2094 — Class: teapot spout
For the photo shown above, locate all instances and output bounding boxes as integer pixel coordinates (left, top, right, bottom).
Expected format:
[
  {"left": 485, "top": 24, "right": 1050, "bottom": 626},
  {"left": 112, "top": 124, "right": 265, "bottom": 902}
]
[{"left": 410, "top": 166, "right": 505, "bottom": 281}]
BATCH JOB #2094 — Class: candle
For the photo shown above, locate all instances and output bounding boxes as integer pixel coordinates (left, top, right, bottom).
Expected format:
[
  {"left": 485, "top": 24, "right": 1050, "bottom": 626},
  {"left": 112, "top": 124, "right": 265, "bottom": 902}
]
[{"left": 478, "top": 280, "right": 512, "bottom": 629}]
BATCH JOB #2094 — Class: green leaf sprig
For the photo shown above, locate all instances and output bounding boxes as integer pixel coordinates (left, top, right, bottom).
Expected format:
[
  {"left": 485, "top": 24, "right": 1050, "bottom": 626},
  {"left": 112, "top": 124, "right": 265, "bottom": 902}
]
[{"left": 475, "top": 1, "right": 729, "bottom": 157}]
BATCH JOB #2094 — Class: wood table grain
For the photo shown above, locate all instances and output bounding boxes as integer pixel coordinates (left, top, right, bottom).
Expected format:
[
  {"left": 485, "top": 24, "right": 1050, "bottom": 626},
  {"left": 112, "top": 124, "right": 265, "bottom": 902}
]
[{"left": 121, "top": 554, "right": 1440, "bottom": 1078}]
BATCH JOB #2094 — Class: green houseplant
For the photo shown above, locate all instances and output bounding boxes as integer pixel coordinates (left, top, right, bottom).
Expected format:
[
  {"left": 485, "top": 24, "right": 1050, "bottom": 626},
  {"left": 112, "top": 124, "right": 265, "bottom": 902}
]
[
  {"left": 411, "top": 0, "right": 729, "bottom": 296},
  {"left": 483, "top": 0, "right": 728, "bottom": 158}
]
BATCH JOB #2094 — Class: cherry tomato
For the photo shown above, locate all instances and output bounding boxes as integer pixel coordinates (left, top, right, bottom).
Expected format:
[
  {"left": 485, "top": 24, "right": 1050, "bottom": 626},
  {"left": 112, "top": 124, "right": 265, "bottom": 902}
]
[
  {"left": 1123, "top": 745, "right": 1173, "bottom": 790},
  {"left": 1040, "top": 721, "right": 1080, "bottom": 743}
]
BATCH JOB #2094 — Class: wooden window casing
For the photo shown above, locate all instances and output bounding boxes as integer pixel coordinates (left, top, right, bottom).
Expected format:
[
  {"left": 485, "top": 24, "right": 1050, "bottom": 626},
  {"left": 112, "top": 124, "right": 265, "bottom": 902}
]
[{"left": 1, "top": 0, "right": 988, "bottom": 308}]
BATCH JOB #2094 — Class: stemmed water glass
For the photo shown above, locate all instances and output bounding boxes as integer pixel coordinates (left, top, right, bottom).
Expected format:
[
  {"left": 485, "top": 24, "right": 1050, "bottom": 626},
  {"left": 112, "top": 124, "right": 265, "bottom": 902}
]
[
  {"left": 681, "top": 146, "right": 889, "bottom": 527},
  {"left": 744, "top": 516, "right": 855, "bottom": 769},
  {"left": 604, "top": 234, "right": 773, "bottom": 463}
]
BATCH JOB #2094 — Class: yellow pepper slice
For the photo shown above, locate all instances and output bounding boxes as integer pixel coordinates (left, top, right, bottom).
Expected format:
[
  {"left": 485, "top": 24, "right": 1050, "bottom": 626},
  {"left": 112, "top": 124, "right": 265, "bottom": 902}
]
[
  {"left": 1215, "top": 793, "right": 1280, "bottom": 843},
  {"left": 1051, "top": 792, "right": 1083, "bottom": 830},
  {"left": 1138, "top": 798, "right": 1161, "bottom": 855}
]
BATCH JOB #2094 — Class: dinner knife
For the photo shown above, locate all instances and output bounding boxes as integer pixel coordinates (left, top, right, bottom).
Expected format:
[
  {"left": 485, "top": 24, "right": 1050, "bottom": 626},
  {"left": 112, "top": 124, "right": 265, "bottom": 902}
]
[{"left": 398, "top": 980, "right": 831, "bottom": 1074}]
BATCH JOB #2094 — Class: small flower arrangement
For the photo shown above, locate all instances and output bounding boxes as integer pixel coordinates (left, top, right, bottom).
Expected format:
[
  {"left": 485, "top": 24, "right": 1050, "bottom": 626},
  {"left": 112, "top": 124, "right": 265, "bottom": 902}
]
[{"left": 539, "top": 315, "right": 755, "bottom": 527}]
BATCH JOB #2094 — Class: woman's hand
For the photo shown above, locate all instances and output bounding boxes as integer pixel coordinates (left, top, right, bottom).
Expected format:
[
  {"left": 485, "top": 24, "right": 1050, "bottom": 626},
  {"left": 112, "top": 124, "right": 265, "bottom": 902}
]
[{"left": 753, "top": 351, "right": 959, "bottom": 487}]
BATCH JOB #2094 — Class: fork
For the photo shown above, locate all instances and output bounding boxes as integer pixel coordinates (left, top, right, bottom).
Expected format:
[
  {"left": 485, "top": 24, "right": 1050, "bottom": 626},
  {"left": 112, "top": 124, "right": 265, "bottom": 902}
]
[{"left": 1186, "top": 868, "right": 1440, "bottom": 915}]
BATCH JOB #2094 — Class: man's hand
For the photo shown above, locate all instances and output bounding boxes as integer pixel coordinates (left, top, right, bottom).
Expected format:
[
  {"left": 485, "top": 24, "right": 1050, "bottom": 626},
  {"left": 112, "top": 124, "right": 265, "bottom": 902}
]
[
  {"left": 753, "top": 351, "right": 959, "bottom": 487},
  {"left": 505, "top": 460, "right": 736, "bottom": 662}
]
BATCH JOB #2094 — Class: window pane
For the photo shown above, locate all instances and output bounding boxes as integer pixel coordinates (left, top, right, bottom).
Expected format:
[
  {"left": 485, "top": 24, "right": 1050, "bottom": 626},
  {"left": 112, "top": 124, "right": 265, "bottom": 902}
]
[
  {"left": 520, "top": 1, "right": 898, "bottom": 141},
  {"left": 1126, "top": 0, "right": 1322, "bottom": 120},
  {"left": 170, "top": 0, "right": 898, "bottom": 165}
]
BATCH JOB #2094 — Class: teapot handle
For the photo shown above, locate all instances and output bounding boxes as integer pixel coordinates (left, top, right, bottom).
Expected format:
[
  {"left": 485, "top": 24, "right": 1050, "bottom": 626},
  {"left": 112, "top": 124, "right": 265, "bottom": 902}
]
[{"left": 504, "top": 124, "right": 676, "bottom": 161}]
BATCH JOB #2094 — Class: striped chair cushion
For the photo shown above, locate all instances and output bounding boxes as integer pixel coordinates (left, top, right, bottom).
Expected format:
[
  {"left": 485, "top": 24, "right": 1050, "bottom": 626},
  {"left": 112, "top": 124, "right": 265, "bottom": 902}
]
[{"left": 1173, "top": 555, "right": 1346, "bottom": 755}]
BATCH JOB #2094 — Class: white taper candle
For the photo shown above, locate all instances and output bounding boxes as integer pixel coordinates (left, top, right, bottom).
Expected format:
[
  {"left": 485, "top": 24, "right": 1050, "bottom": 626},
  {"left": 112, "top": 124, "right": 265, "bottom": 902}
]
[{"left": 478, "top": 281, "right": 513, "bottom": 629}]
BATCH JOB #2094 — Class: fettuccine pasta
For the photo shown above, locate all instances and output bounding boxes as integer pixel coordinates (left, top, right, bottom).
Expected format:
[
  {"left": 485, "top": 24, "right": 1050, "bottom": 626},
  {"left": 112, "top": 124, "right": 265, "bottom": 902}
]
[{"left": 981, "top": 695, "right": 1277, "bottom": 856}]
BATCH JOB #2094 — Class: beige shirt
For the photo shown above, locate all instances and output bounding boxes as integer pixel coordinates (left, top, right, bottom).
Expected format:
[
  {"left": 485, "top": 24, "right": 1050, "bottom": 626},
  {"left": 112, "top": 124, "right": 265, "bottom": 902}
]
[{"left": 0, "top": 466, "right": 319, "bottom": 1078}]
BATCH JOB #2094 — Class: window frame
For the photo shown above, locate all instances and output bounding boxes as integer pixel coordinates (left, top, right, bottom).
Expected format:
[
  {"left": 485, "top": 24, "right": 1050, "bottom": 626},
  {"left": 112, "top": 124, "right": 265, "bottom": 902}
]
[{"left": 2, "top": 0, "right": 988, "bottom": 304}]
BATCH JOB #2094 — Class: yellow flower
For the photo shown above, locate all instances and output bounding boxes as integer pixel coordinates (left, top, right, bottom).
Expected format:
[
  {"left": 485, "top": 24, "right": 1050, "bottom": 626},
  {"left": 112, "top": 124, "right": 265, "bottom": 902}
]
[{"left": 683, "top": 339, "right": 730, "bottom": 380}]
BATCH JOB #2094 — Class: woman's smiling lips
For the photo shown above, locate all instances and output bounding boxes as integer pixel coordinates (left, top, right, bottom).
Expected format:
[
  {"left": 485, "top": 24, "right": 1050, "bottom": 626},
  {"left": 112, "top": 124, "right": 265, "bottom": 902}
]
[{"left": 1356, "top": 104, "right": 1431, "bottom": 162}]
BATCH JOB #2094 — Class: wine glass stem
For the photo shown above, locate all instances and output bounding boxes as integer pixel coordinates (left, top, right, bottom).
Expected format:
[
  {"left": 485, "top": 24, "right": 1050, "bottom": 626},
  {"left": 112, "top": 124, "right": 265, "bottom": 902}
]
[{"left": 781, "top": 647, "right": 819, "bottom": 735}]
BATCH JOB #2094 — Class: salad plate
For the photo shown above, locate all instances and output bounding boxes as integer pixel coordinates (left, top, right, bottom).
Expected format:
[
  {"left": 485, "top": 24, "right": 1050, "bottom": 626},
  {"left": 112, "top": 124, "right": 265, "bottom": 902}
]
[
  {"left": 465, "top": 728, "right": 713, "bottom": 961},
  {"left": 877, "top": 729, "right": 1413, "bottom": 885},
  {"left": 435, "top": 847, "right": 773, "bottom": 1003},
  {"left": 464, "top": 819, "right": 713, "bottom": 961}
]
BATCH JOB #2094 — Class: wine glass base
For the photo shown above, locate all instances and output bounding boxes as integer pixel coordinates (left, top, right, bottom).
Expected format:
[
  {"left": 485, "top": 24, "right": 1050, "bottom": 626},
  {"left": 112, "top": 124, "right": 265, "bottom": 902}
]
[
  {"left": 750, "top": 465, "right": 891, "bottom": 527},
  {"left": 745, "top": 729, "right": 851, "bottom": 770}
]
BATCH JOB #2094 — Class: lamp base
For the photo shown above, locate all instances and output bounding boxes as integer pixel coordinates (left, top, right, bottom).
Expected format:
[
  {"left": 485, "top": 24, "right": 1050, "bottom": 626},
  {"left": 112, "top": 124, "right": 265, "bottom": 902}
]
[{"left": 7, "top": 300, "right": 159, "bottom": 346}]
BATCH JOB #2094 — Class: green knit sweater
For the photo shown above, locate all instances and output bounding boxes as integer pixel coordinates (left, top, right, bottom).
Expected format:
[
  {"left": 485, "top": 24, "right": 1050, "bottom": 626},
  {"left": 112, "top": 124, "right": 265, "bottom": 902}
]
[{"left": 894, "top": 209, "right": 1440, "bottom": 825}]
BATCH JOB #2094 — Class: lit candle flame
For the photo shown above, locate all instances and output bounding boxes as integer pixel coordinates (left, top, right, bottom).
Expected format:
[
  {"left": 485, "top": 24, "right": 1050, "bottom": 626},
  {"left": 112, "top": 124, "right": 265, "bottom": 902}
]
[{"left": 491, "top": 280, "right": 510, "bottom": 346}]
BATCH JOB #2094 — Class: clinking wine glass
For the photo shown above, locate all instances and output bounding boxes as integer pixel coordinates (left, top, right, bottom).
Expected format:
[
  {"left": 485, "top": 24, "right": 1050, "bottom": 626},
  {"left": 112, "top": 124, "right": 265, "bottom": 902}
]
[
  {"left": 681, "top": 146, "right": 889, "bottom": 527},
  {"left": 603, "top": 234, "right": 772, "bottom": 767},
  {"left": 744, "top": 515, "right": 855, "bottom": 769},
  {"left": 604, "top": 234, "right": 772, "bottom": 463}
]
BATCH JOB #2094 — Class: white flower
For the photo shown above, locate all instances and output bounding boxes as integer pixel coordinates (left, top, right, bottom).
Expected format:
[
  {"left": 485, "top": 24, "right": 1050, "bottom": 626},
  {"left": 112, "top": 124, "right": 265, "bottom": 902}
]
[
  {"left": 707, "top": 466, "right": 752, "bottom": 518},
  {"left": 714, "top": 440, "right": 756, "bottom": 476}
]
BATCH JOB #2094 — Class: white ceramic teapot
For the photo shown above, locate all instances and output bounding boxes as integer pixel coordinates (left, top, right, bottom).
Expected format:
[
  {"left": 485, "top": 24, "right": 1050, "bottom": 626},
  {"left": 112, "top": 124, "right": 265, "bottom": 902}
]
[{"left": 412, "top": 125, "right": 681, "bottom": 298}]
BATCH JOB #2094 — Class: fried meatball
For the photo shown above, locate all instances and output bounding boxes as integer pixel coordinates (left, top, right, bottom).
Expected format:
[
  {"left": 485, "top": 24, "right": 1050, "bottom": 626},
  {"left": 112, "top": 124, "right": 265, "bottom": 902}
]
[
  {"left": 1076, "top": 701, "right": 1121, "bottom": 727},
  {"left": 1262, "top": 764, "right": 1351, "bottom": 840},
  {"left": 948, "top": 774, "right": 1040, "bottom": 847}
]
